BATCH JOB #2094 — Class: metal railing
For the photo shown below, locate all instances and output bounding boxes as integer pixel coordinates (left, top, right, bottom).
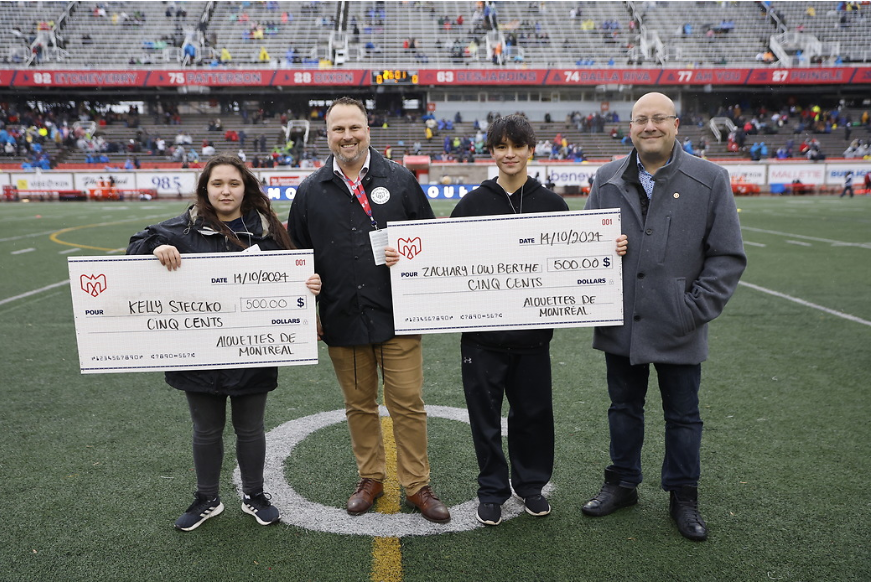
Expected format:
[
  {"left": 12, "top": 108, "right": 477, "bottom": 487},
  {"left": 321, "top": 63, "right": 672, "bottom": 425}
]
[{"left": 709, "top": 117, "right": 736, "bottom": 143}]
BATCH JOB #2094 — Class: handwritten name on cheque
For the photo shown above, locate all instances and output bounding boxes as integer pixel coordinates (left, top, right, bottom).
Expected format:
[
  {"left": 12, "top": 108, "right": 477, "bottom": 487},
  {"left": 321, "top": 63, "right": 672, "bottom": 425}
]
[
  {"left": 68, "top": 251, "right": 317, "bottom": 374},
  {"left": 388, "top": 209, "right": 623, "bottom": 334}
]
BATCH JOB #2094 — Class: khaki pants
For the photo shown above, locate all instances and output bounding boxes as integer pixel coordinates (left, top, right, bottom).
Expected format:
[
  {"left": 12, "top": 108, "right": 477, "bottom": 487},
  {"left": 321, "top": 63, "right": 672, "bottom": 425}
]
[{"left": 328, "top": 335, "right": 430, "bottom": 495}]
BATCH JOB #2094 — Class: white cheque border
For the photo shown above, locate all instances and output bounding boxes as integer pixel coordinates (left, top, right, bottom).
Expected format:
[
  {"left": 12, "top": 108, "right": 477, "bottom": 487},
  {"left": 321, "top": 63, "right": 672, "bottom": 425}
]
[
  {"left": 388, "top": 209, "right": 623, "bottom": 334},
  {"left": 68, "top": 251, "right": 317, "bottom": 374}
]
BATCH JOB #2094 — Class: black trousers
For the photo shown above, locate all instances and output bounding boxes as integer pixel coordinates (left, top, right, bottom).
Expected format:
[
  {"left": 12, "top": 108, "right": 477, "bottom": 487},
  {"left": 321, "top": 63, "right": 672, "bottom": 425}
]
[
  {"left": 461, "top": 342, "right": 554, "bottom": 504},
  {"left": 185, "top": 391, "right": 269, "bottom": 497}
]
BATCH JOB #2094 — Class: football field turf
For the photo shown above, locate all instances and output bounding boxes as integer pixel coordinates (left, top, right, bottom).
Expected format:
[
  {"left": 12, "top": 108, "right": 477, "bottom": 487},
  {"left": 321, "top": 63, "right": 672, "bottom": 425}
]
[{"left": 0, "top": 195, "right": 868, "bottom": 581}]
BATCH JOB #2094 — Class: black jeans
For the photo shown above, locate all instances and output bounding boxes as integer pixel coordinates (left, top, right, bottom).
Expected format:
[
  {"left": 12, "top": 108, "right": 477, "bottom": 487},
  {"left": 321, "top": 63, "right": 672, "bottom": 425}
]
[
  {"left": 604, "top": 353, "right": 702, "bottom": 491},
  {"left": 461, "top": 342, "right": 554, "bottom": 504},
  {"left": 185, "top": 391, "right": 269, "bottom": 497}
]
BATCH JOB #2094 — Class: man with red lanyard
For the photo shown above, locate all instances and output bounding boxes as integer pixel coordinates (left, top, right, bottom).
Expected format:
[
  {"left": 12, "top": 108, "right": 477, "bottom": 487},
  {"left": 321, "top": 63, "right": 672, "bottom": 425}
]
[{"left": 287, "top": 97, "right": 450, "bottom": 523}]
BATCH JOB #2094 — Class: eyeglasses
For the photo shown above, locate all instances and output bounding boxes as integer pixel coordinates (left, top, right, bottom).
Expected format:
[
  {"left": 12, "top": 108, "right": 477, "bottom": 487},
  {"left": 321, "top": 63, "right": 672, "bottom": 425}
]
[{"left": 630, "top": 115, "right": 677, "bottom": 126}]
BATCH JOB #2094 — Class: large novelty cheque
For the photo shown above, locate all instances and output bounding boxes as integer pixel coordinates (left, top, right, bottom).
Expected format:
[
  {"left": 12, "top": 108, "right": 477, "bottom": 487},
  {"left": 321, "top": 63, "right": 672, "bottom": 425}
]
[
  {"left": 388, "top": 209, "right": 623, "bottom": 334},
  {"left": 68, "top": 251, "right": 317, "bottom": 373}
]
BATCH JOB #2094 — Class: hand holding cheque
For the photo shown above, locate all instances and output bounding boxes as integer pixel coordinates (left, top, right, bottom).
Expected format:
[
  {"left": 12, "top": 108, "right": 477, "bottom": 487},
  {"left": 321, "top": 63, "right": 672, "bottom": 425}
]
[
  {"left": 387, "top": 209, "right": 627, "bottom": 334},
  {"left": 68, "top": 251, "right": 320, "bottom": 374}
]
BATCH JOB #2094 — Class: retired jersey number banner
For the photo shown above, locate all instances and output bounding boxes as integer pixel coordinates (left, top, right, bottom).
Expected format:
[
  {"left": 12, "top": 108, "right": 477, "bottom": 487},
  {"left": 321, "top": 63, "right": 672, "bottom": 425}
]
[
  {"left": 68, "top": 251, "right": 317, "bottom": 374},
  {"left": 388, "top": 210, "right": 623, "bottom": 334}
]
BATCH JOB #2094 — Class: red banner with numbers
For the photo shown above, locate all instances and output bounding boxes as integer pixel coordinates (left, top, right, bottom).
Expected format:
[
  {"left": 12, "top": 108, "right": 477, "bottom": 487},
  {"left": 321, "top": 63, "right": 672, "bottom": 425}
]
[{"left": 5, "top": 67, "right": 870, "bottom": 88}]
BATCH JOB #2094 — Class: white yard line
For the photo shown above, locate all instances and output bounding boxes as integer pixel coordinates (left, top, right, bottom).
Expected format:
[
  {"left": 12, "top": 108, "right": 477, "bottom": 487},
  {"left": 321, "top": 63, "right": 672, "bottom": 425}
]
[
  {"left": 741, "top": 227, "right": 871, "bottom": 249},
  {"left": 739, "top": 281, "right": 871, "bottom": 327},
  {"left": 0, "top": 230, "right": 61, "bottom": 243},
  {"left": 0, "top": 280, "right": 69, "bottom": 306}
]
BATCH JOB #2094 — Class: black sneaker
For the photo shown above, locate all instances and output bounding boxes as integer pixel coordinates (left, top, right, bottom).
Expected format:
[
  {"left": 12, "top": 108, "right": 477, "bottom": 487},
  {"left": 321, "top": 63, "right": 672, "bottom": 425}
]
[
  {"left": 524, "top": 494, "right": 551, "bottom": 517},
  {"left": 476, "top": 502, "right": 502, "bottom": 526},
  {"left": 242, "top": 490, "right": 280, "bottom": 526},
  {"left": 174, "top": 493, "right": 224, "bottom": 531}
]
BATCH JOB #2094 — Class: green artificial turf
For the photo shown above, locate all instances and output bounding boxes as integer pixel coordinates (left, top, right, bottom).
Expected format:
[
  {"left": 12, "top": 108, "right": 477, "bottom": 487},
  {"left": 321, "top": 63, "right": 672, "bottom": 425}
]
[{"left": 0, "top": 195, "right": 868, "bottom": 581}]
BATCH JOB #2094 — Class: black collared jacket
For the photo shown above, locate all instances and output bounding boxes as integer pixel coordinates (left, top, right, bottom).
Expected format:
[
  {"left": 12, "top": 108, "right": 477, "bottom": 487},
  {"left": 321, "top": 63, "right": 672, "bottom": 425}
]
[{"left": 287, "top": 148, "right": 434, "bottom": 346}]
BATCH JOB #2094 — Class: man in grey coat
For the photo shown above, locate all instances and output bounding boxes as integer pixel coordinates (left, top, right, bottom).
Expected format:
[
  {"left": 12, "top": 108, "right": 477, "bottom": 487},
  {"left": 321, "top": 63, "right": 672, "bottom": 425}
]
[{"left": 582, "top": 92, "right": 746, "bottom": 541}]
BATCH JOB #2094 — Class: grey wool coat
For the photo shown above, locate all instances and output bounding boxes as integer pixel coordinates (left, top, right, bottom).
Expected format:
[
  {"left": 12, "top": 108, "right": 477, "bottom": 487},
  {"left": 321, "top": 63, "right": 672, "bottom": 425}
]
[{"left": 585, "top": 143, "right": 747, "bottom": 365}]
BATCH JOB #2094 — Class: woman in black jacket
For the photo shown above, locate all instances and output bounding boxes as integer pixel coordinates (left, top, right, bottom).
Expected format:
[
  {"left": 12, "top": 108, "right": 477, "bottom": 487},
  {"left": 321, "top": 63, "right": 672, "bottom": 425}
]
[{"left": 128, "top": 155, "right": 321, "bottom": 531}]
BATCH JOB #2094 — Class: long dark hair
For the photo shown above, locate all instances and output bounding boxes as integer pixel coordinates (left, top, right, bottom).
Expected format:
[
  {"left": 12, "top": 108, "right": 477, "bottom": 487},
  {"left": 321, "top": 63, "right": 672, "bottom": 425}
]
[{"left": 194, "top": 154, "right": 293, "bottom": 250}]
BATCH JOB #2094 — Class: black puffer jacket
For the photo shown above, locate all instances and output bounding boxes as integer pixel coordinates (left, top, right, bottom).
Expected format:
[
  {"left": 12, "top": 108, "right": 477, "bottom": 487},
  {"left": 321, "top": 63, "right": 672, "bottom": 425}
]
[
  {"left": 127, "top": 205, "right": 285, "bottom": 396},
  {"left": 451, "top": 177, "right": 569, "bottom": 352}
]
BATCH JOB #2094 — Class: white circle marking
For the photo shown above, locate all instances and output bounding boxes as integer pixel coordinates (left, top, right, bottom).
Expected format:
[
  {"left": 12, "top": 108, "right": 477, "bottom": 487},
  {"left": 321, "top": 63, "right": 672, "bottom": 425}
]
[{"left": 234, "top": 405, "right": 553, "bottom": 536}]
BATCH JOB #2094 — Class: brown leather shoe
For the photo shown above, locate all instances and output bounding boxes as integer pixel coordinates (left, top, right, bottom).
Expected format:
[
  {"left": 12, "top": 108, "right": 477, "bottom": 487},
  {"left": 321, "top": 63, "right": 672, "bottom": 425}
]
[
  {"left": 406, "top": 486, "right": 450, "bottom": 524},
  {"left": 347, "top": 478, "right": 383, "bottom": 516}
]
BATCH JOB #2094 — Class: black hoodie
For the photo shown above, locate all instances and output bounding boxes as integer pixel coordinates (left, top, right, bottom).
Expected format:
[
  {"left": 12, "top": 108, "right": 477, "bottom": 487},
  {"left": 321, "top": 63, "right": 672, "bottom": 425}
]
[{"left": 451, "top": 177, "right": 569, "bottom": 352}]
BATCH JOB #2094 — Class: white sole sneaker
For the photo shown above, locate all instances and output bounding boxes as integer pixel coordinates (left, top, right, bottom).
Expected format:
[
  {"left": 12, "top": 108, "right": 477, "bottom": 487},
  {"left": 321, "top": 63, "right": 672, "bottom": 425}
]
[
  {"left": 476, "top": 504, "right": 502, "bottom": 526},
  {"left": 175, "top": 501, "right": 225, "bottom": 532},
  {"left": 241, "top": 501, "right": 280, "bottom": 526},
  {"left": 524, "top": 496, "right": 551, "bottom": 517}
]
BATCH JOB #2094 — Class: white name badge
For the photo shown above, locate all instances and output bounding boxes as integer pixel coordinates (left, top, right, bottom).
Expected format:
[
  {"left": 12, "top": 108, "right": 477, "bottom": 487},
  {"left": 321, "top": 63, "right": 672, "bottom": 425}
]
[
  {"left": 388, "top": 209, "right": 623, "bottom": 334},
  {"left": 370, "top": 228, "right": 388, "bottom": 265},
  {"left": 68, "top": 251, "right": 318, "bottom": 374}
]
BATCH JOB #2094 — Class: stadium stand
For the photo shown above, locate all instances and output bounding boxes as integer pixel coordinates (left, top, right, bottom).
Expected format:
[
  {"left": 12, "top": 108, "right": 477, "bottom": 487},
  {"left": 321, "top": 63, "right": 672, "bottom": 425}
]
[
  {"left": 0, "top": 1, "right": 67, "bottom": 65},
  {"left": 9, "top": 99, "right": 866, "bottom": 173},
  {"left": 1, "top": 1, "right": 870, "bottom": 176},
  {"left": 9, "top": 1, "right": 867, "bottom": 69},
  {"left": 59, "top": 1, "right": 209, "bottom": 67},
  {"left": 208, "top": 1, "right": 335, "bottom": 67}
]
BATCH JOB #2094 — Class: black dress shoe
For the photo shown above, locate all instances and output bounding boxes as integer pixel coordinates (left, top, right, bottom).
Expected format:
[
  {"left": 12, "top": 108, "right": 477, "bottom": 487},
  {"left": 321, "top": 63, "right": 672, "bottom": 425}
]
[
  {"left": 582, "top": 469, "right": 638, "bottom": 517},
  {"left": 669, "top": 486, "right": 708, "bottom": 541}
]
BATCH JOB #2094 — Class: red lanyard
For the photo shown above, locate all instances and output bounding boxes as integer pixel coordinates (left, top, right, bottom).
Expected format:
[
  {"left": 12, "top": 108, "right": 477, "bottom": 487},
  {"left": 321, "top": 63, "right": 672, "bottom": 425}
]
[{"left": 341, "top": 171, "right": 378, "bottom": 228}]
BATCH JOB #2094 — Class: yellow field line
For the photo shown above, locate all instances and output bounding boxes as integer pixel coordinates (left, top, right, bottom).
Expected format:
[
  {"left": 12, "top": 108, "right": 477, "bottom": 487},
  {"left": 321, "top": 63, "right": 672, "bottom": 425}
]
[
  {"left": 371, "top": 416, "right": 403, "bottom": 582},
  {"left": 49, "top": 218, "right": 153, "bottom": 253}
]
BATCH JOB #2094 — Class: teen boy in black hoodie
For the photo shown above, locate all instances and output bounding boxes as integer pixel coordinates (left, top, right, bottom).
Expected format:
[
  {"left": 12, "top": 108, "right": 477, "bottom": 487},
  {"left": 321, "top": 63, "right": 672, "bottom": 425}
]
[{"left": 451, "top": 115, "right": 627, "bottom": 526}]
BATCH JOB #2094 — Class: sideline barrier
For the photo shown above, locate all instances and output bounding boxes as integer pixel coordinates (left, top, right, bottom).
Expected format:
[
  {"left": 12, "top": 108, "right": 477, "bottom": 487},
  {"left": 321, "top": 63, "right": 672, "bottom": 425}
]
[
  {"left": 3, "top": 186, "right": 86, "bottom": 201},
  {"left": 2, "top": 185, "right": 159, "bottom": 202},
  {"left": 3, "top": 162, "right": 870, "bottom": 201},
  {"left": 87, "top": 188, "right": 158, "bottom": 200}
]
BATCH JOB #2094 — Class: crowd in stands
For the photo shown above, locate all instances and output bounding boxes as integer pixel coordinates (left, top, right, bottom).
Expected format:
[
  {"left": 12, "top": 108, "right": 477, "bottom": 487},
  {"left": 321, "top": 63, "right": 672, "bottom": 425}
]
[
  {"left": 843, "top": 139, "right": 871, "bottom": 159},
  {"left": 0, "top": 102, "right": 84, "bottom": 169},
  {"left": 7, "top": 0, "right": 871, "bottom": 71},
  {"left": 86, "top": 0, "right": 185, "bottom": 64},
  {"left": 4, "top": 95, "right": 871, "bottom": 172},
  {"left": 93, "top": 3, "right": 148, "bottom": 26},
  {"left": 426, "top": 2, "right": 637, "bottom": 66},
  {"left": 209, "top": 2, "right": 323, "bottom": 66},
  {"left": 716, "top": 101, "right": 871, "bottom": 161}
]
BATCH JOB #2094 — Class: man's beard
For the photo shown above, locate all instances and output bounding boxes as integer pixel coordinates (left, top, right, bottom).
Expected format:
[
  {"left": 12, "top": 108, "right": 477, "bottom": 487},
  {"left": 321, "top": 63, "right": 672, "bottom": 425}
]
[{"left": 334, "top": 142, "right": 367, "bottom": 165}]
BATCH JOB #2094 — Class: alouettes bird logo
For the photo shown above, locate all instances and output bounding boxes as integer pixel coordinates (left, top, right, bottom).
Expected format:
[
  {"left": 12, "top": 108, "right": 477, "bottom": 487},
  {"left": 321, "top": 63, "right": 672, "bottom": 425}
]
[
  {"left": 397, "top": 237, "right": 422, "bottom": 260},
  {"left": 80, "top": 274, "right": 107, "bottom": 297}
]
